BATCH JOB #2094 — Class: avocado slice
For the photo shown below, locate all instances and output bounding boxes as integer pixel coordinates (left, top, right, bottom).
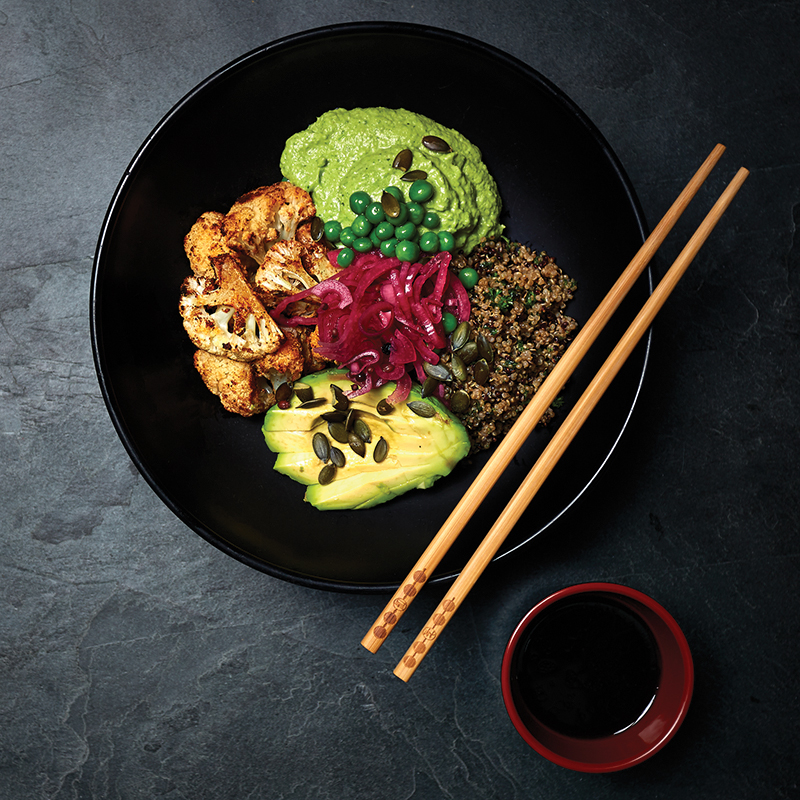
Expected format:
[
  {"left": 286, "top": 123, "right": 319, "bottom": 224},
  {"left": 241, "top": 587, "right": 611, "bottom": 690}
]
[{"left": 262, "top": 368, "right": 470, "bottom": 510}]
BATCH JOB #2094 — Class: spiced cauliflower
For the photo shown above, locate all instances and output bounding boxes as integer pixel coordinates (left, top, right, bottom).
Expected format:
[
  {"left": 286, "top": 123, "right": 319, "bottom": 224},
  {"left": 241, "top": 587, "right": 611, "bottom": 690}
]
[
  {"left": 254, "top": 238, "right": 317, "bottom": 295},
  {"left": 179, "top": 253, "right": 283, "bottom": 361},
  {"left": 224, "top": 182, "right": 316, "bottom": 264},
  {"left": 193, "top": 350, "right": 274, "bottom": 416},
  {"left": 179, "top": 181, "right": 339, "bottom": 415},
  {"left": 183, "top": 211, "right": 233, "bottom": 277}
]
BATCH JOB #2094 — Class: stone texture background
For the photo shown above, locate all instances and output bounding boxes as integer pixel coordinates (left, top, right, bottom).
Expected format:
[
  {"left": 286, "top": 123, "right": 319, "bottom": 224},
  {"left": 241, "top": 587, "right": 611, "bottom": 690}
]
[{"left": 1, "top": 1, "right": 798, "bottom": 798}]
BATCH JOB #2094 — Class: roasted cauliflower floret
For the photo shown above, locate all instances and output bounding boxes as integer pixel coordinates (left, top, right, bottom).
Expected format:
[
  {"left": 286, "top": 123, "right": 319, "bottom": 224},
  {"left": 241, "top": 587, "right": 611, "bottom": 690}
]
[
  {"left": 183, "top": 211, "right": 234, "bottom": 277},
  {"left": 303, "top": 241, "right": 342, "bottom": 283},
  {"left": 179, "top": 253, "right": 283, "bottom": 361},
  {"left": 223, "top": 182, "right": 316, "bottom": 264},
  {"left": 253, "top": 329, "right": 306, "bottom": 385},
  {"left": 294, "top": 325, "right": 332, "bottom": 374},
  {"left": 193, "top": 350, "right": 274, "bottom": 416},
  {"left": 296, "top": 222, "right": 343, "bottom": 283},
  {"left": 254, "top": 239, "right": 317, "bottom": 295}
]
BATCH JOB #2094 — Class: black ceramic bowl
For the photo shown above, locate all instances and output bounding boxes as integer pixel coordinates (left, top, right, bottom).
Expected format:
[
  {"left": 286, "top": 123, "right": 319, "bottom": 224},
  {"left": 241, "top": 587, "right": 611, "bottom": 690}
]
[{"left": 90, "top": 22, "right": 650, "bottom": 592}]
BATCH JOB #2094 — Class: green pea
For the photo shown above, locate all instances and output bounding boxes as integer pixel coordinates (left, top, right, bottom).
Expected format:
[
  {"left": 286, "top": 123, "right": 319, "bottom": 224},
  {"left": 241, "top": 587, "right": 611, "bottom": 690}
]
[
  {"left": 409, "top": 179, "right": 433, "bottom": 202},
  {"left": 365, "top": 202, "right": 385, "bottom": 224},
  {"left": 353, "top": 237, "right": 373, "bottom": 253},
  {"left": 423, "top": 211, "right": 440, "bottom": 229},
  {"left": 419, "top": 231, "right": 440, "bottom": 253},
  {"left": 438, "top": 231, "right": 455, "bottom": 252},
  {"left": 458, "top": 267, "right": 479, "bottom": 289},
  {"left": 387, "top": 203, "right": 409, "bottom": 227},
  {"left": 351, "top": 215, "right": 372, "bottom": 237},
  {"left": 442, "top": 311, "right": 458, "bottom": 333},
  {"left": 339, "top": 226, "right": 356, "bottom": 246},
  {"left": 396, "top": 222, "right": 417, "bottom": 241},
  {"left": 395, "top": 240, "right": 420, "bottom": 263},
  {"left": 375, "top": 221, "right": 395, "bottom": 241},
  {"left": 370, "top": 228, "right": 383, "bottom": 248},
  {"left": 324, "top": 220, "right": 342, "bottom": 242},
  {"left": 383, "top": 186, "right": 403, "bottom": 202},
  {"left": 380, "top": 238, "right": 398, "bottom": 257},
  {"left": 349, "top": 191, "right": 371, "bottom": 214},
  {"left": 406, "top": 202, "right": 425, "bottom": 225},
  {"left": 337, "top": 247, "right": 355, "bottom": 267}
]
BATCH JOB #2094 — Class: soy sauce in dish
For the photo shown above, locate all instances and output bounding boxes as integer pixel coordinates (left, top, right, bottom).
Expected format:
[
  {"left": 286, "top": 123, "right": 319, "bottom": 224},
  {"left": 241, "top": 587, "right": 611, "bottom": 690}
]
[{"left": 514, "top": 595, "right": 661, "bottom": 738}]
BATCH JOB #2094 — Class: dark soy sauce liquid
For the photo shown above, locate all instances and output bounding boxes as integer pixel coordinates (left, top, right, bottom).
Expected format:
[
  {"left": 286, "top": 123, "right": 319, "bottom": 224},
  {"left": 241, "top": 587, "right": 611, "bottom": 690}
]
[{"left": 515, "top": 595, "right": 661, "bottom": 738}]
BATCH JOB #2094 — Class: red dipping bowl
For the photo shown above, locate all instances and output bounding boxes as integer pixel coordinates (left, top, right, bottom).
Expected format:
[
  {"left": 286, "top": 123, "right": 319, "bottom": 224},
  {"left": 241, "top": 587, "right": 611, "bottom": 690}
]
[{"left": 501, "top": 583, "right": 694, "bottom": 772}]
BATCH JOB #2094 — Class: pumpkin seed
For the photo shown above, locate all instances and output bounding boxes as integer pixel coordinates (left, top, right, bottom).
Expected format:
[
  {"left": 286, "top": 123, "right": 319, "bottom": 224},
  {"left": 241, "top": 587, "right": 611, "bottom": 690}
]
[
  {"left": 353, "top": 417, "right": 372, "bottom": 444},
  {"left": 421, "top": 376, "right": 440, "bottom": 398},
  {"left": 477, "top": 333, "right": 494, "bottom": 364},
  {"left": 310, "top": 216, "right": 324, "bottom": 241},
  {"left": 381, "top": 190, "right": 401, "bottom": 218},
  {"left": 407, "top": 400, "right": 436, "bottom": 418},
  {"left": 392, "top": 148, "right": 412, "bottom": 171},
  {"left": 348, "top": 432, "right": 366, "bottom": 457},
  {"left": 320, "top": 410, "right": 346, "bottom": 423},
  {"left": 312, "top": 432, "right": 330, "bottom": 462},
  {"left": 422, "top": 134, "right": 452, "bottom": 152},
  {"left": 450, "top": 321, "right": 471, "bottom": 351},
  {"left": 450, "top": 354, "right": 467, "bottom": 382},
  {"left": 423, "top": 361, "right": 451, "bottom": 382},
  {"left": 472, "top": 358, "right": 490, "bottom": 385},
  {"left": 401, "top": 169, "right": 428, "bottom": 182},
  {"left": 297, "top": 397, "right": 326, "bottom": 409},
  {"left": 458, "top": 340, "right": 479, "bottom": 365},
  {"left": 345, "top": 407, "right": 356, "bottom": 430},
  {"left": 328, "top": 421, "right": 350, "bottom": 443},
  {"left": 329, "top": 446, "right": 346, "bottom": 468},
  {"left": 331, "top": 383, "right": 350, "bottom": 411},
  {"left": 373, "top": 436, "right": 388, "bottom": 463},
  {"left": 376, "top": 398, "right": 393, "bottom": 415},
  {"left": 275, "top": 381, "right": 293, "bottom": 405},
  {"left": 293, "top": 382, "right": 313, "bottom": 402},
  {"left": 450, "top": 389, "right": 471, "bottom": 413},
  {"left": 318, "top": 463, "right": 336, "bottom": 485}
]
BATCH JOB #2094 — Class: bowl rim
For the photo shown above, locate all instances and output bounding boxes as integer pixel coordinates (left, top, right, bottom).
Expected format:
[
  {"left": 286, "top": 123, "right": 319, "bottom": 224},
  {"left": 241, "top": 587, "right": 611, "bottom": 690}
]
[{"left": 501, "top": 582, "right": 694, "bottom": 772}]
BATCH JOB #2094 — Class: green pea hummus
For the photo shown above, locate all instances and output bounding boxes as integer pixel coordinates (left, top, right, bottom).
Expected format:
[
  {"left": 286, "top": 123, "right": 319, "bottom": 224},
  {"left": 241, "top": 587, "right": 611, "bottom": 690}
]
[{"left": 279, "top": 107, "right": 503, "bottom": 254}]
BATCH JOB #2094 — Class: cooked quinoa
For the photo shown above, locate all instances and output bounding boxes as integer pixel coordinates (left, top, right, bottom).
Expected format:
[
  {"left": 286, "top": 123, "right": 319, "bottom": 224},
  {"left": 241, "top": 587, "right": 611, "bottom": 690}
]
[{"left": 449, "top": 238, "right": 579, "bottom": 452}]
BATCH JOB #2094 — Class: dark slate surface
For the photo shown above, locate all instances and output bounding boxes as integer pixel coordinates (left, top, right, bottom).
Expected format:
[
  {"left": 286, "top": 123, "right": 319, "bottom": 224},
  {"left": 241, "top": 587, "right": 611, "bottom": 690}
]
[{"left": 1, "top": 1, "right": 797, "bottom": 798}]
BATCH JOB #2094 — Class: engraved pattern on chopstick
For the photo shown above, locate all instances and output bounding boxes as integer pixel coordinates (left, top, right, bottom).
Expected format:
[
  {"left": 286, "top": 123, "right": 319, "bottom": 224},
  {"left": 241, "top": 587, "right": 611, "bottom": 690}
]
[
  {"left": 398, "top": 596, "right": 456, "bottom": 670},
  {"left": 370, "top": 569, "right": 428, "bottom": 641}
]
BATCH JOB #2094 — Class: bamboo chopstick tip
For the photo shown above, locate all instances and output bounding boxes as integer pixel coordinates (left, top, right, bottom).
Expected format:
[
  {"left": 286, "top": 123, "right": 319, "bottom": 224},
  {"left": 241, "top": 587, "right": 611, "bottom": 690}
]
[
  {"left": 361, "top": 627, "right": 389, "bottom": 653},
  {"left": 393, "top": 661, "right": 414, "bottom": 683}
]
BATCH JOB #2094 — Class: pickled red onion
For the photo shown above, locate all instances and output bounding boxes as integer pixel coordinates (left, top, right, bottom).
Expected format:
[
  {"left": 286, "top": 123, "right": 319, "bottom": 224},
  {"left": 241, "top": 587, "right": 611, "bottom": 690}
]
[{"left": 270, "top": 250, "right": 470, "bottom": 403}]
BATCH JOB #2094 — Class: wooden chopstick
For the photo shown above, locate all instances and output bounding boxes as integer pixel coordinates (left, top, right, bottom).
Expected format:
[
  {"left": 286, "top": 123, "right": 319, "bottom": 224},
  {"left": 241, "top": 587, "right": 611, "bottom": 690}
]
[
  {"left": 361, "top": 143, "right": 728, "bottom": 655},
  {"left": 393, "top": 165, "right": 749, "bottom": 681}
]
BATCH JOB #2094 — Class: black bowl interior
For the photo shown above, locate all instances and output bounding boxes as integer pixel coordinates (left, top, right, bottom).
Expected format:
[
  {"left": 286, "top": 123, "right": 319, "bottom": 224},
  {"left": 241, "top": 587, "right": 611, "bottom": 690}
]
[{"left": 91, "top": 22, "right": 649, "bottom": 592}]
